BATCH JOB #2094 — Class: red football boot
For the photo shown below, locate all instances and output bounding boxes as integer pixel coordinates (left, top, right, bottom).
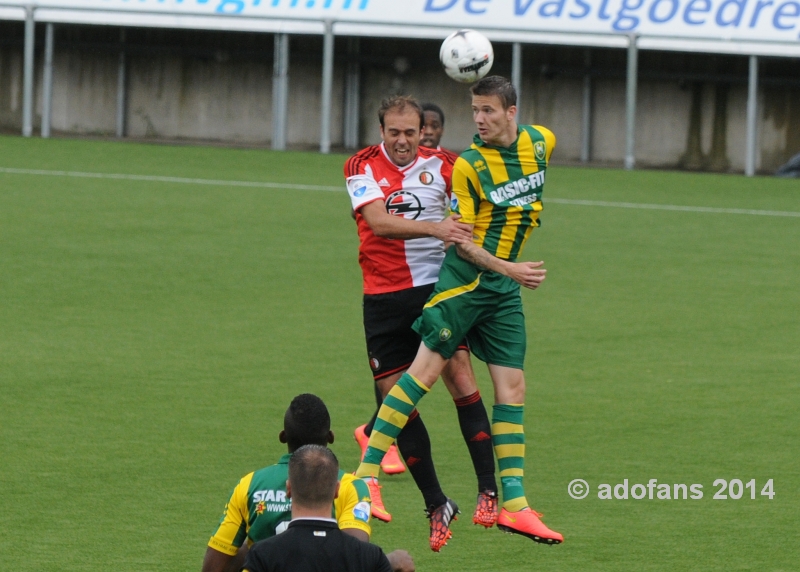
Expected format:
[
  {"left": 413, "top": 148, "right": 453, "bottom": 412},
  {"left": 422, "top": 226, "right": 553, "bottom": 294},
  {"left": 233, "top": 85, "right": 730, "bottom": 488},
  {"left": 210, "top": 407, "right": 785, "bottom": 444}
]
[
  {"left": 426, "top": 498, "right": 459, "bottom": 552},
  {"left": 472, "top": 490, "right": 498, "bottom": 528}
]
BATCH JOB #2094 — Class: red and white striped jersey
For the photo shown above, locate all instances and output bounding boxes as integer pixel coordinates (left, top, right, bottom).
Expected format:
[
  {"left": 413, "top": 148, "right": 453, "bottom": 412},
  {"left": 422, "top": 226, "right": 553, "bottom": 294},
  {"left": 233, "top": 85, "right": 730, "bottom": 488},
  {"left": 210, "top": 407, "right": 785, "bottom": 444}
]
[{"left": 345, "top": 143, "right": 456, "bottom": 295}]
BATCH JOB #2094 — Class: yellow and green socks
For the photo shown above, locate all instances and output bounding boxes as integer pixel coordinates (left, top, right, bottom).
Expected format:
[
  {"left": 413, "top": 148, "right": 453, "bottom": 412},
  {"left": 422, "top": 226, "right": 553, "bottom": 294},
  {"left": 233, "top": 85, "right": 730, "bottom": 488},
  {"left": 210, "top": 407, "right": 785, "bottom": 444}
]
[
  {"left": 492, "top": 404, "right": 529, "bottom": 512},
  {"left": 355, "top": 373, "right": 429, "bottom": 478}
]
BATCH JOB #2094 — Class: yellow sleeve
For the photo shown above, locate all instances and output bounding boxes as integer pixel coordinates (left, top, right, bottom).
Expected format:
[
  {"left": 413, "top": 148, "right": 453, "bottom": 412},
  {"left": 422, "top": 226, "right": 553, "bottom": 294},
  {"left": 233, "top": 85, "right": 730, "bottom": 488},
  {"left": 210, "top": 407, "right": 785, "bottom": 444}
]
[
  {"left": 334, "top": 474, "right": 372, "bottom": 538},
  {"left": 533, "top": 125, "right": 557, "bottom": 163},
  {"left": 208, "top": 473, "right": 253, "bottom": 556},
  {"left": 452, "top": 156, "right": 482, "bottom": 225}
]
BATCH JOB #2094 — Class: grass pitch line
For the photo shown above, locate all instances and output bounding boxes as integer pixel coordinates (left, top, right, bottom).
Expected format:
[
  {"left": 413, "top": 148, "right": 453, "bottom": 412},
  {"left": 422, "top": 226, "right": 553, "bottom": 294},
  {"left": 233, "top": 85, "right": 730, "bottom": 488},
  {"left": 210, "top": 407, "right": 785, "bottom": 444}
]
[
  {"left": 0, "top": 167, "right": 343, "bottom": 192},
  {"left": 2, "top": 166, "right": 799, "bottom": 218},
  {"left": 547, "top": 198, "right": 800, "bottom": 218}
]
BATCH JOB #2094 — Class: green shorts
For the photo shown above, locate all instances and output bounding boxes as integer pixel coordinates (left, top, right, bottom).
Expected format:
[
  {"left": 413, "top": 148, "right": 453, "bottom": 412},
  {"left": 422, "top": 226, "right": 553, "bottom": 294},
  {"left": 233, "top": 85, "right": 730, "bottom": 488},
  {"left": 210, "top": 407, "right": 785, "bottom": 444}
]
[{"left": 412, "top": 248, "right": 527, "bottom": 369}]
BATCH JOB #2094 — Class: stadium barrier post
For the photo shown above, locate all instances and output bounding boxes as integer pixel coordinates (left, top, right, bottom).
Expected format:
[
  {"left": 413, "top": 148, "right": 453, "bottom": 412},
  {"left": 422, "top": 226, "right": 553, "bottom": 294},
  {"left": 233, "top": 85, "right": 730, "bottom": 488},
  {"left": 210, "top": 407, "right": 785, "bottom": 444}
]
[
  {"left": 41, "top": 22, "right": 54, "bottom": 139},
  {"left": 581, "top": 48, "right": 592, "bottom": 163},
  {"left": 320, "top": 19, "right": 334, "bottom": 154},
  {"left": 116, "top": 28, "right": 127, "bottom": 138},
  {"left": 512, "top": 42, "right": 522, "bottom": 121},
  {"left": 343, "top": 37, "right": 360, "bottom": 150},
  {"left": 624, "top": 33, "right": 638, "bottom": 171},
  {"left": 745, "top": 55, "right": 759, "bottom": 177},
  {"left": 272, "top": 33, "right": 290, "bottom": 151},
  {"left": 22, "top": 4, "right": 35, "bottom": 137}
]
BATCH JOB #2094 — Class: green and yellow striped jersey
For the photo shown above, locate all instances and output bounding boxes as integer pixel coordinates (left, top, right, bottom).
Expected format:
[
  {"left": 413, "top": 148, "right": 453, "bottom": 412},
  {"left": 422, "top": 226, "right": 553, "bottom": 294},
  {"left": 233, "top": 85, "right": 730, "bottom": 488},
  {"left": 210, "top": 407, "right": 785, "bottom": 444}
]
[
  {"left": 208, "top": 454, "right": 372, "bottom": 556},
  {"left": 452, "top": 125, "right": 555, "bottom": 261}
]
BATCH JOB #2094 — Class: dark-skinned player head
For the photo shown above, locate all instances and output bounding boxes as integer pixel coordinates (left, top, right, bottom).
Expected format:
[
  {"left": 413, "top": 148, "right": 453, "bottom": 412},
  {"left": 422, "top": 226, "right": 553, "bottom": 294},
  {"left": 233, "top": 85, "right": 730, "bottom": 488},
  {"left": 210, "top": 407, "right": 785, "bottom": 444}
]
[{"left": 280, "top": 394, "right": 334, "bottom": 453}]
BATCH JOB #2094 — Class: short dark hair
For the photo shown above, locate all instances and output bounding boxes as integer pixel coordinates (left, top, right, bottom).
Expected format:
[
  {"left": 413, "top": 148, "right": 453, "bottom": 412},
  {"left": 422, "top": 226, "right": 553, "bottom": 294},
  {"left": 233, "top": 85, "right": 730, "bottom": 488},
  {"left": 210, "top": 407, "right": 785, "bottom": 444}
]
[
  {"left": 288, "top": 445, "right": 339, "bottom": 508},
  {"left": 378, "top": 95, "right": 424, "bottom": 129},
  {"left": 422, "top": 103, "right": 445, "bottom": 127},
  {"left": 283, "top": 394, "right": 330, "bottom": 452},
  {"left": 470, "top": 75, "right": 517, "bottom": 110}
]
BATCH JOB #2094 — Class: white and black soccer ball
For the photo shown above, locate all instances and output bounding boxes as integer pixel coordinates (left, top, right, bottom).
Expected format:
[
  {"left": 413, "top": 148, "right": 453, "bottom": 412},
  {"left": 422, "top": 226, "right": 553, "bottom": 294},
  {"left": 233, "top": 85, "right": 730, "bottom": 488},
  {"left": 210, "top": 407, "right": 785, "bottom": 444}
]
[{"left": 439, "top": 29, "right": 494, "bottom": 84}]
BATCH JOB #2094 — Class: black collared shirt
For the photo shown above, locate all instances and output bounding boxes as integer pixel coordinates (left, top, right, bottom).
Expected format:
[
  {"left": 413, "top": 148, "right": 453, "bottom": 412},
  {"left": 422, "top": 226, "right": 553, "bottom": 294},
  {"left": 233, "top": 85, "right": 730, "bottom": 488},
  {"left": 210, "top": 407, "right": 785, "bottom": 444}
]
[{"left": 242, "top": 519, "right": 392, "bottom": 572}]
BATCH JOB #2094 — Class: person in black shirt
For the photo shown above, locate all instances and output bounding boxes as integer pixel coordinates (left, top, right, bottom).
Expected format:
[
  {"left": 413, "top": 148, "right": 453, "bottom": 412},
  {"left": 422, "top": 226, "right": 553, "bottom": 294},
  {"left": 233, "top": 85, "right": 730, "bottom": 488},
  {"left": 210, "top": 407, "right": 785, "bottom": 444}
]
[{"left": 242, "top": 445, "right": 408, "bottom": 572}]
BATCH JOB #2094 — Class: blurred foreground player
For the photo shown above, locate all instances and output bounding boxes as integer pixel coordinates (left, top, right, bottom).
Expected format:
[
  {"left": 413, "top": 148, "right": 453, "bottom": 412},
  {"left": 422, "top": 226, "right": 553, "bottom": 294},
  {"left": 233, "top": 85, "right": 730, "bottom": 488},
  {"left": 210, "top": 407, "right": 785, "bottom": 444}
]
[
  {"left": 243, "top": 445, "right": 402, "bottom": 572},
  {"left": 202, "top": 394, "right": 411, "bottom": 572},
  {"left": 345, "top": 96, "right": 499, "bottom": 551},
  {"left": 354, "top": 77, "right": 564, "bottom": 547}
]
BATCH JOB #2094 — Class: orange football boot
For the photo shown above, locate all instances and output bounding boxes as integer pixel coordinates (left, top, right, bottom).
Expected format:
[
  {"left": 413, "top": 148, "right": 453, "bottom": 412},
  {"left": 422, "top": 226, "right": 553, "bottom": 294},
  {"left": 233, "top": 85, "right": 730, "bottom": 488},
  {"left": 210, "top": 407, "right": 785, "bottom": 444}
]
[
  {"left": 354, "top": 424, "right": 406, "bottom": 475},
  {"left": 364, "top": 477, "right": 392, "bottom": 523},
  {"left": 354, "top": 425, "right": 370, "bottom": 461},
  {"left": 380, "top": 443, "right": 406, "bottom": 475},
  {"left": 497, "top": 507, "right": 563, "bottom": 544}
]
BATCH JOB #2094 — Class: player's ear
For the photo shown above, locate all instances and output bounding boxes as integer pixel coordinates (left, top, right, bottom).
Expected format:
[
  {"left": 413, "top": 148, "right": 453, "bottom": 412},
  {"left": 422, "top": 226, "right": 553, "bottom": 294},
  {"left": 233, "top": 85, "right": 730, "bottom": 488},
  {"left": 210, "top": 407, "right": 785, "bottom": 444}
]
[
  {"left": 507, "top": 104, "right": 517, "bottom": 121},
  {"left": 379, "top": 124, "right": 386, "bottom": 141},
  {"left": 327, "top": 430, "right": 335, "bottom": 445},
  {"left": 286, "top": 480, "right": 292, "bottom": 499},
  {"left": 279, "top": 430, "right": 288, "bottom": 444},
  {"left": 333, "top": 481, "right": 340, "bottom": 500}
]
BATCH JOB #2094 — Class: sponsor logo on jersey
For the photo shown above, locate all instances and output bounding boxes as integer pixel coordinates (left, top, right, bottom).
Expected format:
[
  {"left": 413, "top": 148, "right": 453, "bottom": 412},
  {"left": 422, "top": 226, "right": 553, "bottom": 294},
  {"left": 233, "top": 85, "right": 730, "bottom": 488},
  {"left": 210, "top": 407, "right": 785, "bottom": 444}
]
[
  {"left": 450, "top": 197, "right": 458, "bottom": 211},
  {"left": 473, "top": 159, "right": 486, "bottom": 172},
  {"left": 313, "top": 531, "right": 327, "bottom": 537},
  {"left": 255, "top": 500, "right": 291, "bottom": 514},
  {"left": 354, "top": 501, "right": 371, "bottom": 522},
  {"left": 354, "top": 185, "right": 367, "bottom": 197},
  {"left": 488, "top": 171, "right": 545, "bottom": 207},
  {"left": 369, "top": 357, "right": 381, "bottom": 371},
  {"left": 253, "top": 489, "right": 288, "bottom": 503},
  {"left": 419, "top": 171, "right": 434, "bottom": 185},
  {"left": 439, "top": 328, "right": 452, "bottom": 341},
  {"left": 386, "top": 190, "right": 425, "bottom": 219},
  {"left": 377, "top": 177, "right": 390, "bottom": 187},
  {"left": 534, "top": 141, "right": 546, "bottom": 161}
]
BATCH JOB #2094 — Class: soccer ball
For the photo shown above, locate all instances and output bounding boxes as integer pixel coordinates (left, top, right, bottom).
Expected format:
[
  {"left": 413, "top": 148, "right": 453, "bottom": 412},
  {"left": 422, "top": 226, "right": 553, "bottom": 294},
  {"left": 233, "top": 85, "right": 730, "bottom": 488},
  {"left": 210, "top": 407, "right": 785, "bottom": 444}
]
[{"left": 439, "top": 29, "right": 494, "bottom": 84}]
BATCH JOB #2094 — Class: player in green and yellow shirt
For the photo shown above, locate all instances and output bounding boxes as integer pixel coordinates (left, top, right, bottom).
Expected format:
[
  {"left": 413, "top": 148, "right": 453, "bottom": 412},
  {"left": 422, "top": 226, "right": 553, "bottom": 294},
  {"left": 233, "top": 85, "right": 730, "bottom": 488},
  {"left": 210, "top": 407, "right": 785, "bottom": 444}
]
[
  {"left": 354, "top": 76, "right": 563, "bottom": 549},
  {"left": 203, "top": 394, "right": 410, "bottom": 572}
]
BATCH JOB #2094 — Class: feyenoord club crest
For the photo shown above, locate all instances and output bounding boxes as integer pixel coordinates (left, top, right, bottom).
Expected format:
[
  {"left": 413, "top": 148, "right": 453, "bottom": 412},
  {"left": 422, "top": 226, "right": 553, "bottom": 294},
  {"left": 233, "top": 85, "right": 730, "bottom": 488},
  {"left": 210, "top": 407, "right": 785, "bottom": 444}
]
[
  {"left": 386, "top": 190, "right": 425, "bottom": 219},
  {"left": 419, "top": 171, "right": 434, "bottom": 185}
]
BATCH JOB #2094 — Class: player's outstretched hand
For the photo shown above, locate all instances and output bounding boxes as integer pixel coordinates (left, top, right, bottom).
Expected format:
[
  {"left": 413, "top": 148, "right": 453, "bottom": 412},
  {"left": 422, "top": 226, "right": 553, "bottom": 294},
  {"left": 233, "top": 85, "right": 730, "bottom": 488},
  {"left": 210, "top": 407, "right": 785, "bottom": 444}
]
[
  {"left": 507, "top": 260, "right": 547, "bottom": 290},
  {"left": 435, "top": 214, "right": 473, "bottom": 244},
  {"left": 386, "top": 549, "right": 415, "bottom": 572}
]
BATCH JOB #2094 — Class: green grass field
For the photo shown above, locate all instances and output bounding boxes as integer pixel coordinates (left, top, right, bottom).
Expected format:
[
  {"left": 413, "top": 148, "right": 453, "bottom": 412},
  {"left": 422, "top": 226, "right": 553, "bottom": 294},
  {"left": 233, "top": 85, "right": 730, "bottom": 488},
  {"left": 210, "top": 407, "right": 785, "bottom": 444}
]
[{"left": 1, "top": 135, "right": 798, "bottom": 571}]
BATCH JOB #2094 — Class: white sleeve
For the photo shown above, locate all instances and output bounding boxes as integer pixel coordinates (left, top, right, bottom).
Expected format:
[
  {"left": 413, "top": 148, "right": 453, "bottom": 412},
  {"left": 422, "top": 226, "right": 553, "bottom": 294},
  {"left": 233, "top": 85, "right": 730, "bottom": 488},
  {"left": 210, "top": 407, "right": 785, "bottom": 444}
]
[{"left": 346, "top": 172, "right": 384, "bottom": 212}]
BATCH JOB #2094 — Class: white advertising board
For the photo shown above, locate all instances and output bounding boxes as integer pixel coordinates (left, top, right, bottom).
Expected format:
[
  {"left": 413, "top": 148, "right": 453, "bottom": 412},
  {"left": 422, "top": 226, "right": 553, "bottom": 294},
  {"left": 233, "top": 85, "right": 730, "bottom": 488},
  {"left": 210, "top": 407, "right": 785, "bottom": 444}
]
[{"left": 2, "top": 0, "right": 799, "bottom": 55}]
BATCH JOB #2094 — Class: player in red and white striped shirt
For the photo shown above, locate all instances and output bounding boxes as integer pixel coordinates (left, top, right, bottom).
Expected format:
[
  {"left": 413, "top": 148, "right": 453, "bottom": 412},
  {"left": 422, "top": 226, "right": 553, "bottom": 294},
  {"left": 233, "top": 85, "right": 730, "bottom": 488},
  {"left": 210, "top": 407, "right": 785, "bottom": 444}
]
[{"left": 344, "top": 96, "right": 499, "bottom": 551}]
